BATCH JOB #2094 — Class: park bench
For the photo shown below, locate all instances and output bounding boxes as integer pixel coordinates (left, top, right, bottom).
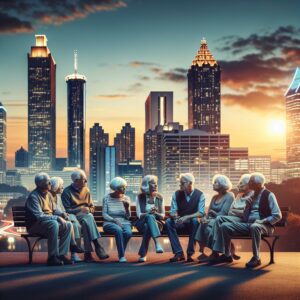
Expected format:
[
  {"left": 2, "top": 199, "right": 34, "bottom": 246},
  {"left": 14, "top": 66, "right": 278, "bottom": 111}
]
[{"left": 12, "top": 205, "right": 290, "bottom": 264}]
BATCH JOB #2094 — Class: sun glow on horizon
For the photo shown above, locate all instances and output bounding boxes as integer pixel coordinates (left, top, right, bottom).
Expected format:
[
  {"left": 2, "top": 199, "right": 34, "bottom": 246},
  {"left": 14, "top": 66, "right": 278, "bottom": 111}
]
[{"left": 267, "top": 119, "right": 286, "bottom": 136}]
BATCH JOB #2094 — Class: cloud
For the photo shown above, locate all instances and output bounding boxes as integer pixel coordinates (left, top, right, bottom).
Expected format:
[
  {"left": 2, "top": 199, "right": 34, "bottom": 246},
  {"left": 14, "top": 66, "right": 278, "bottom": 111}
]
[
  {"left": 94, "top": 94, "right": 130, "bottom": 100},
  {"left": 3, "top": 101, "right": 27, "bottom": 108},
  {"left": 218, "top": 26, "right": 300, "bottom": 112},
  {"left": 152, "top": 67, "right": 186, "bottom": 83},
  {"left": 129, "top": 61, "right": 158, "bottom": 68},
  {"left": 0, "top": 0, "right": 127, "bottom": 34}
]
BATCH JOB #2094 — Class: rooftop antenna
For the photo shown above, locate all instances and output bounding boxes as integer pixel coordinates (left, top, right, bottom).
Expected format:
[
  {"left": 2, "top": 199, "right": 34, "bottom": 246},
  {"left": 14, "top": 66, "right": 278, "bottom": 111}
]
[{"left": 74, "top": 50, "right": 78, "bottom": 74}]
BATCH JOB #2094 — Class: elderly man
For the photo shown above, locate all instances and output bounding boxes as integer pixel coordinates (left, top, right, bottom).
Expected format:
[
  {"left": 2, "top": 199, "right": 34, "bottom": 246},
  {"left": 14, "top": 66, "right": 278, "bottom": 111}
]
[
  {"left": 166, "top": 173, "right": 205, "bottom": 262},
  {"left": 25, "top": 173, "right": 73, "bottom": 266},
  {"left": 61, "top": 169, "right": 109, "bottom": 262},
  {"left": 211, "top": 172, "right": 282, "bottom": 268}
]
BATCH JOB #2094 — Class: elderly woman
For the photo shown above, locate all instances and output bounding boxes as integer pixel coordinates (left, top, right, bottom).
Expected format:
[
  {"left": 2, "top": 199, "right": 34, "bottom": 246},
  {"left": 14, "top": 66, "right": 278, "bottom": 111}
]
[
  {"left": 208, "top": 173, "right": 254, "bottom": 261},
  {"left": 195, "top": 174, "right": 234, "bottom": 261},
  {"left": 102, "top": 177, "right": 132, "bottom": 263},
  {"left": 50, "top": 177, "right": 84, "bottom": 262},
  {"left": 135, "top": 175, "right": 165, "bottom": 262}
]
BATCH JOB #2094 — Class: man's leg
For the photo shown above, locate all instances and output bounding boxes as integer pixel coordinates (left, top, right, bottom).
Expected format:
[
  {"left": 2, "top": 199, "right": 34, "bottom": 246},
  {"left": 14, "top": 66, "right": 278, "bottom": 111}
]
[
  {"left": 185, "top": 218, "right": 199, "bottom": 258},
  {"left": 165, "top": 218, "right": 184, "bottom": 254},
  {"left": 58, "top": 221, "right": 72, "bottom": 256}
]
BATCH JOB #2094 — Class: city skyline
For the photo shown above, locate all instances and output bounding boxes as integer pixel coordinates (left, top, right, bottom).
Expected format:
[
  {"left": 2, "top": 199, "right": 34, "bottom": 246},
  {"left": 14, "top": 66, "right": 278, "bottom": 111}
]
[{"left": 1, "top": 0, "right": 300, "bottom": 168}]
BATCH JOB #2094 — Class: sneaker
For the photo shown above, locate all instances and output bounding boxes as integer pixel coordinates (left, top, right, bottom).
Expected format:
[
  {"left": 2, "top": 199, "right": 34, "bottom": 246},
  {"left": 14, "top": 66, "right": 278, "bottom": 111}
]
[
  {"left": 70, "top": 244, "right": 84, "bottom": 253},
  {"left": 155, "top": 243, "right": 164, "bottom": 254},
  {"left": 232, "top": 253, "right": 241, "bottom": 260},
  {"left": 169, "top": 252, "right": 185, "bottom": 262},
  {"left": 138, "top": 256, "right": 147, "bottom": 263},
  {"left": 198, "top": 253, "right": 209, "bottom": 262},
  {"left": 119, "top": 257, "right": 127, "bottom": 263},
  {"left": 95, "top": 245, "right": 109, "bottom": 260},
  {"left": 71, "top": 253, "right": 83, "bottom": 263},
  {"left": 47, "top": 256, "right": 63, "bottom": 266},
  {"left": 59, "top": 255, "right": 73, "bottom": 265},
  {"left": 246, "top": 257, "right": 261, "bottom": 268},
  {"left": 84, "top": 252, "right": 96, "bottom": 263}
]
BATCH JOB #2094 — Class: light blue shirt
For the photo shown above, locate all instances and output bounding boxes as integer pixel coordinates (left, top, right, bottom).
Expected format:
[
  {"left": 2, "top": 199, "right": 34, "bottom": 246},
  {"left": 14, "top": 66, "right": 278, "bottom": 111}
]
[{"left": 170, "top": 189, "right": 205, "bottom": 217}]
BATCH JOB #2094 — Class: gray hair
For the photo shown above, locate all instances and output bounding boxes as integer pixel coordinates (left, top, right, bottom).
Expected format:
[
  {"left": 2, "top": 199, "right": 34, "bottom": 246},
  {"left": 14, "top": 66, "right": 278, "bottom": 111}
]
[
  {"left": 180, "top": 173, "right": 195, "bottom": 185},
  {"left": 71, "top": 169, "right": 86, "bottom": 182},
  {"left": 212, "top": 174, "right": 232, "bottom": 191},
  {"left": 50, "top": 177, "right": 64, "bottom": 193},
  {"left": 250, "top": 172, "right": 265, "bottom": 185},
  {"left": 110, "top": 177, "right": 127, "bottom": 191},
  {"left": 35, "top": 172, "right": 50, "bottom": 187},
  {"left": 238, "top": 174, "right": 251, "bottom": 187},
  {"left": 140, "top": 175, "right": 158, "bottom": 194}
]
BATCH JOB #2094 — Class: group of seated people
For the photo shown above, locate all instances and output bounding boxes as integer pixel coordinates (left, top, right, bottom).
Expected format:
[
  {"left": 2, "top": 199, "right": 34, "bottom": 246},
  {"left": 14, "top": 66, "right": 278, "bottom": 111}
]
[{"left": 25, "top": 169, "right": 282, "bottom": 268}]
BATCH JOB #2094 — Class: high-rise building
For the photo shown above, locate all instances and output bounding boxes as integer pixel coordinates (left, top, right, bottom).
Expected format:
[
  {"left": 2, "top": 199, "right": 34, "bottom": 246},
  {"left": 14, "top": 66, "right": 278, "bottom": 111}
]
[
  {"left": 188, "top": 38, "right": 221, "bottom": 133},
  {"left": 144, "top": 122, "right": 183, "bottom": 189},
  {"left": 0, "top": 102, "right": 7, "bottom": 183},
  {"left": 5, "top": 170, "right": 21, "bottom": 186},
  {"left": 28, "top": 35, "right": 56, "bottom": 171},
  {"left": 161, "top": 129, "right": 248, "bottom": 203},
  {"left": 285, "top": 67, "right": 300, "bottom": 178},
  {"left": 145, "top": 92, "right": 173, "bottom": 131},
  {"left": 271, "top": 161, "right": 287, "bottom": 184},
  {"left": 54, "top": 157, "right": 67, "bottom": 171},
  {"left": 89, "top": 123, "right": 109, "bottom": 201},
  {"left": 15, "top": 146, "right": 29, "bottom": 168},
  {"left": 66, "top": 51, "right": 86, "bottom": 170},
  {"left": 249, "top": 155, "right": 271, "bottom": 182},
  {"left": 114, "top": 123, "right": 135, "bottom": 163},
  {"left": 118, "top": 160, "right": 143, "bottom": 202}
]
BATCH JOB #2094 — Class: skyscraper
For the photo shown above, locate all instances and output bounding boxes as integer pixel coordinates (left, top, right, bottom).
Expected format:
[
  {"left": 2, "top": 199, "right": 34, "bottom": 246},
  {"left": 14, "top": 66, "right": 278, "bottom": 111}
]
[
  {"left": 15, "top": 146, "right": 29, "bottom": 168},
  {"left": 28, "top": 35, "right": 56, "bottom": 171},
  {"left": 285, "top": 67, "right": 300, "bottom": 178},
  {"left": 188, "top": 38, "right": 221, "bottom": 133},
  {"left": 145, "top": 92, "right": 173, "bottom": 131},
  {"left": 89, "top": 123, "right": 109, "bottom": 201},
  {"left": 114, "top": 123, "right": 135, "bottom": 163},
  {"left": 66, "top": 51, "right": 87, "bottom": 169},
  {"left": 248, "top": 155, "right": 271, "bottom": 182},
  {"left": 0, "top": 102, "right": 7, "bottom": 183}
]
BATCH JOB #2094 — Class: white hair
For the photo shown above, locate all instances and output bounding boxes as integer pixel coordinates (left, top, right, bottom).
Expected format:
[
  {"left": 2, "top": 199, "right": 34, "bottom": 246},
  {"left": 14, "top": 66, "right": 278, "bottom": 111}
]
[
  {"left": 180, "top": 173, "right": 195, "bottom": 185},
  {"left": 212, "top": 174, "right": 232, "bottom": 191},
  {"left": 71, "top": 169, "right": 86, "bottom": 182},
  {"left": 110, "top": 177, "right": 127, "bottom": 191},
  {"left": 140, "top": 175, "right": 157, "bottom": 194},
  {"left": 250, "top": 172, "right": 265, "bottom": 185},
  {"left": 238, "top": 174, "right": 251, "bottom": 187},
  {"left": 35, "top": 172, "right": 50, "bottom": 187},
  {"left": 50, "top": 177, "right": 64, "bottom": 193}
]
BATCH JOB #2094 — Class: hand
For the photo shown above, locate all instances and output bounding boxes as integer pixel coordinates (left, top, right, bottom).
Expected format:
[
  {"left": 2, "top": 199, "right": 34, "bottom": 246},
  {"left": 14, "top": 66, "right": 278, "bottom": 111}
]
[
  {"left": 255, "top": 219, "right": 265, "bottom": 224},
  {"left": 57, "top": 216, "right": 67, "bottom": 230},
  {"left": 114, "top": 219, "right": 123, "bottom": 228},
  {"left": 150, "top": 206, "right": 157, "bottom": 214},
  {"left": 176, "top": 216, "right": 188, "bottom": 224},
  {"left": 81, "top": 207, "right": 90, "bottom": 214},
  {"left": 62, "top": 212, "right": 69, "bottom": 220},
  {"left": 201, "top": 217, "right": 209, "bottom": 224},
  {"left": 208, "top": 210, "right": 217, "bottom": 217}
]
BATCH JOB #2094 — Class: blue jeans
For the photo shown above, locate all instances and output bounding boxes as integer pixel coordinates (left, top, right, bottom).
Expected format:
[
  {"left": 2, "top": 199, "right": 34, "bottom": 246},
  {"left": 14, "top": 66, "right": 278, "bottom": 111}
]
[
  {"left": 135, "top": 214, "right": 162, "bottom": 257},
  {"left": 165, "top": 217, "right": 199, "bottom": 256},
  {"left": 103, "top": 223, "right": 132, "bottom": 258}
]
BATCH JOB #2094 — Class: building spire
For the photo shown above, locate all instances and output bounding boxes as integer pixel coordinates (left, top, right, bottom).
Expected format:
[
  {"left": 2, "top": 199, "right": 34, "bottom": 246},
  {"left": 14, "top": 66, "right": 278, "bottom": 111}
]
[
  {"left": 74, "top": 50, "right": 78, "bottom": 74},
  {"left": 192, "top": 38, "right": 217, "bottom": 67}
]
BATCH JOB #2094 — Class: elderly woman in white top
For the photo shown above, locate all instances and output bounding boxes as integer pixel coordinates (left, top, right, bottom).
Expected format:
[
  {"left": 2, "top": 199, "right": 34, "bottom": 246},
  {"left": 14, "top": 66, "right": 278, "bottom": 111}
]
[
  {"left": 135, "top": 175, "right": 165, "bottom": 262},
  {"left": 102, "top": 177, "right": 132, "bottom": 263},
  {"left": 50, "top": 177, "right": 84, "bottom": 262},
  {"left": 195, "top": 174, "right": 234, "bottom": 261}
]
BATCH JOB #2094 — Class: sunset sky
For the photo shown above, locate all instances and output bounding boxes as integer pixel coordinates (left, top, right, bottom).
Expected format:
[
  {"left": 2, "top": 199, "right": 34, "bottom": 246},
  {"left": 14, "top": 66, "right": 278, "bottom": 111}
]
[{"left": 1, "top": 0, "right": 300, "bottom": 168}]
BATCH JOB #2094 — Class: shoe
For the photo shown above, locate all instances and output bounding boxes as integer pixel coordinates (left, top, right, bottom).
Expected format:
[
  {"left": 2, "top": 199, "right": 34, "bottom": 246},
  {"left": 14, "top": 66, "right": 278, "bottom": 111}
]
[
  {"left": 186, "top": 256, "right": 194, "bottom": 263},
  {"left": 207, "top": 252, "right": 220, "bottom": 264},
  {"left": 198, "top": 253, "right": 209, "bottom": 262},
  {"left": 71, "top": 253, "right": 83, "bottom": 263},
  {"left": 169, "top": 252, "right": 185, "bottom": 262},
  {"left": 233, "top": 253, "right": 241, "bottom": 260},
  {"left": 59, "top": 255, "right": 73, "bottom": 265},
  {"left": 138, "top": 256, "right": 147, "bottom": 263},
  {"left": 119, "top": 257, "right": 127, "bottom": 263},
  {"left": 217, "top": 254, "right": 233, "bottom": 263},
  {"left": 246, "top": 257, "right": 261, "bottom": 268},
  {"left": 84, "top": 252, "right": 96, "bottom": 263},
  {"left": 155, "top": 243, "right": 164, "bottom": 254},
  {"left": 70, "top": 244, "right": 84, "bottom": 253},
  {"left": 95, "top": 245, "right": 109, "bottom": 260},
  {"left": 47, "top": 256, "right": 63, "bottom": 266}
]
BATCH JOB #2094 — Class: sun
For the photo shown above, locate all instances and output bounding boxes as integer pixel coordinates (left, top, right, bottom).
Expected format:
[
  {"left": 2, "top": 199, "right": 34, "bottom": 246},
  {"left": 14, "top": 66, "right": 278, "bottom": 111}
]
[{"left": 267, "top": 119, "right": 286, "bottom": 135}]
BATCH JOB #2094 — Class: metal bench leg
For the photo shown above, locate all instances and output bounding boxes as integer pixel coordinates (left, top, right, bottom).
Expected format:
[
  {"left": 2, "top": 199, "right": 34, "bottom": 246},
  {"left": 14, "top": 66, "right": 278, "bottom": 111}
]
[
  {"left": 23, "top": 236, "right": 33, "bottom": 264},
  {"left": 270, "top": 236, "right": 280, "bottom": 264},
  {"left": 262, "top": 237, "right": 273, "bottom": 264}
]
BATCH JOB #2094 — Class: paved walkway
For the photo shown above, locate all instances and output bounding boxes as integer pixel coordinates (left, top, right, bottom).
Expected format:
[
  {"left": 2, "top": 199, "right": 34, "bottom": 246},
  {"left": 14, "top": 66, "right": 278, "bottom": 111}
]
[{"left": 0, "top": 252, "right": 299, "bottom": 300}]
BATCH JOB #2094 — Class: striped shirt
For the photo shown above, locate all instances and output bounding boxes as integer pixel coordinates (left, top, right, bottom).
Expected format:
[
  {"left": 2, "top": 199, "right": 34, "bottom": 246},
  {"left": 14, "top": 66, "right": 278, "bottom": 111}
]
[{"left": 102, "top": 194, "right": 131, "bottom": 226}]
